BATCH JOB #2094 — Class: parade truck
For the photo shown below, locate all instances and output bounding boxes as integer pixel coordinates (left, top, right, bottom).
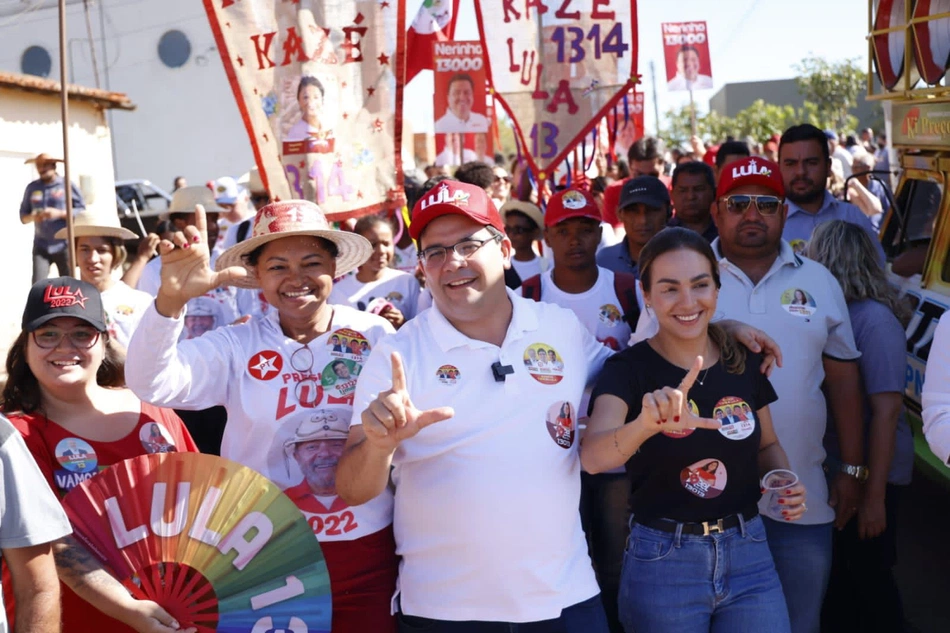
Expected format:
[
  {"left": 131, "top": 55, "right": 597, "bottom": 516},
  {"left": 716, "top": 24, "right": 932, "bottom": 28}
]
[{"left": 868, "top": 0, "right": 950, "bottom": 484}]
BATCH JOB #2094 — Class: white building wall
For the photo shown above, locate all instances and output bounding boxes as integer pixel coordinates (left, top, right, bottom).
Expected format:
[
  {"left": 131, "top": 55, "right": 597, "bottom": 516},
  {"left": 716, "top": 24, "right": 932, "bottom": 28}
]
[
  {"left": 0, "top": 0, "right": 255, "bottom": 190},
  {"left": 0, "top": 87, "right": 118, "bottom": 378}
]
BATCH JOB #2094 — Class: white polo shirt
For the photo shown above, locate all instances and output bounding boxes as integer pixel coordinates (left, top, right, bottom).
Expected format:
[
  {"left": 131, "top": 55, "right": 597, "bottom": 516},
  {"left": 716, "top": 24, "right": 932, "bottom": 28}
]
[
  {"left": 923, "top": 312, "right": 950, "bottom": 465},
  {"left": 634, "top": 241, "right": 859, "bottom": 525},
  {"left": 352, "top": 289, "right": 611, "bottom": 622}
]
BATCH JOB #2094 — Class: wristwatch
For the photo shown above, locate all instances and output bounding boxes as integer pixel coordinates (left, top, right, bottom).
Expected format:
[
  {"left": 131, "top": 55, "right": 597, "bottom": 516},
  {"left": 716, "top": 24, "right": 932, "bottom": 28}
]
[{"left": 839, "top": 463, "right": 869, "bottom": 482}]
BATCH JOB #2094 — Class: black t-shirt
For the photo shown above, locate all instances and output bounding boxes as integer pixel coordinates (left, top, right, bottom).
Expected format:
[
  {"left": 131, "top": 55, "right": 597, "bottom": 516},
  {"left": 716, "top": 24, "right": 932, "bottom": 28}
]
[{"left": 590, "top": 340, "right": 778, "bottom": 523}]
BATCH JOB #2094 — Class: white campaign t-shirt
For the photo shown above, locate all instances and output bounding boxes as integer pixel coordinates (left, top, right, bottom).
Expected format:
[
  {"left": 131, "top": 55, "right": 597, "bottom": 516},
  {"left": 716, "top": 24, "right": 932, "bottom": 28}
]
[
  {"left": 352, "top": 290, "right": 611, "bottom": 622},
  {"left": 100, "top": 281, "right": 153, "bottom": 349},
  {"left": 392, "top": 244, "right": 418, "bottom": 275},
  {"left": 126, "top": 304, "right": 396, "bottom": 542},
  {"left": 510, "top": 256, "right": 545, "bottom": 282},
  {"left": 330, "top": 268, "right": 421, "bottom": 322}
]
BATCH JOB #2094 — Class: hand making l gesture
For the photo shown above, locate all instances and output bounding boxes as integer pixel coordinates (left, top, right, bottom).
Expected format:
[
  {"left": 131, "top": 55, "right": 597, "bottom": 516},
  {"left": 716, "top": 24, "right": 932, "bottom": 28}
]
[{"left": 639, "top": 356, "right": 722, "bottom": 435}]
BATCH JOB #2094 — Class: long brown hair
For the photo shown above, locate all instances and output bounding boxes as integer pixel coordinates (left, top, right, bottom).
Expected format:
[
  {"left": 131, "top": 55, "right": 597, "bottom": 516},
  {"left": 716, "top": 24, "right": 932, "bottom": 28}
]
[
  {"left": 638, "top": 227, "right": 746, "bottom": 375},
  {"left": 1, "top": 330, "right": 126, "bottom": 415}
]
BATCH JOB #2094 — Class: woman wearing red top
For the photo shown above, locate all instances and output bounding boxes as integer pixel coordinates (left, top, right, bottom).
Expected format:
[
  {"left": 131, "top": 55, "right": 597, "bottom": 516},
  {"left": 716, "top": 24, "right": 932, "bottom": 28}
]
[{"left": 1, "top": 277, "right": 198, "bottom": 633}]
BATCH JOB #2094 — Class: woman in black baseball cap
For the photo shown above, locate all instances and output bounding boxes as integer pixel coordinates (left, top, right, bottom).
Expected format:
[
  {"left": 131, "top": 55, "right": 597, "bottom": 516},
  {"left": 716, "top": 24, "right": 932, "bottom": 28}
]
[{"left": 1, "top": 277, "right": 198, "bottom": 633}]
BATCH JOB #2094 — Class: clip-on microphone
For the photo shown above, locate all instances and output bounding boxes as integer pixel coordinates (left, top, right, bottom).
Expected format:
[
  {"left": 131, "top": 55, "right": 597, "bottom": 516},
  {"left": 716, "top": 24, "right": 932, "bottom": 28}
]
[{"left": 491, "top": 361, "right": 515, "bottom": 382}]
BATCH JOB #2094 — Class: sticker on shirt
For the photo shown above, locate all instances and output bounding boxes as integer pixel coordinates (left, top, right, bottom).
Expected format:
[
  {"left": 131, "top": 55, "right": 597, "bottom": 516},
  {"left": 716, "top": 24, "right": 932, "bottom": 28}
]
[
  {"left": 781, "top": 288, "right": 817, "bottom": 317},
  {"left": 327, "top": 328, "right": 370, "bottom": 361},
  {"left": 789, "top": 239, "right": 807, "bottom": 256},
  {"left": 55, "top": 438, "right": 97, "bottom": 473},
  {"left": 546, "top": 401, "right": 575, "bottom": 449},
  {"left": 248, "top": 349, "right": 284, "bottom": 380},
  {"left": 524, "top": 343, "right": 564, "bottom": 384},
  {"left": 54, "top": 438, "right": 98, "bottom": 493},
  {"left": 714, "top": 397, "right": 756, "bottom": 441},
  {"left": 436, "top": 364, "right": 460, "bottom": 385},
  {"left": 680, "top": 458, "right": 727, "bottom": 499},
  {"left": 663, "top": 400, "right": 699, "bottom": 438},
  {"left": 321, "top": 358, "right": 361, "bottom": 402},
  {"left": 598, "top": 304, "right": 622, "bottom": 327},
  {"left": 139, "top": 422, "right": 178, "bottom": 454}
]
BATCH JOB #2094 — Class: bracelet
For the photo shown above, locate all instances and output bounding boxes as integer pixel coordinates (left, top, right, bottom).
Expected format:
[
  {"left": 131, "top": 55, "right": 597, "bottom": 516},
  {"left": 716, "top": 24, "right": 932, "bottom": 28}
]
[{"left": 613, "top": 428, "right": 625, "bottom": 457}]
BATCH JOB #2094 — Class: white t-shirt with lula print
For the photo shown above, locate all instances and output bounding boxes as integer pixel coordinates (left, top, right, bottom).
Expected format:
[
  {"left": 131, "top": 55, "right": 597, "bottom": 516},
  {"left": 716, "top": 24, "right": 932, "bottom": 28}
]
[
  {"left": 330, "top": 268, "right": 421, "bottom": 322},
  {"left": 100, "top": 281, "right": 154, "bottom": 349}
]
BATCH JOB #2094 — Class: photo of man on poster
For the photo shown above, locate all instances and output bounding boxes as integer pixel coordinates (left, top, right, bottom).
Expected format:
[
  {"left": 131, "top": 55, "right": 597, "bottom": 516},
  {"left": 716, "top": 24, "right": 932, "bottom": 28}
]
[{"left": 434, "top": 72, "right": 490, "bottom": 133}]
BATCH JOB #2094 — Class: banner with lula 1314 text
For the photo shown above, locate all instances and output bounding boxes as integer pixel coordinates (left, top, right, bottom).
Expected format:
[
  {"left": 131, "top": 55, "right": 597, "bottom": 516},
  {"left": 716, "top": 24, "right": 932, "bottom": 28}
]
[
  {"left": 203, "top": 0, "right": 406, "bottom": 220},
  {"left": 473, "top": 0, "right": 638, "bottom": 181}
]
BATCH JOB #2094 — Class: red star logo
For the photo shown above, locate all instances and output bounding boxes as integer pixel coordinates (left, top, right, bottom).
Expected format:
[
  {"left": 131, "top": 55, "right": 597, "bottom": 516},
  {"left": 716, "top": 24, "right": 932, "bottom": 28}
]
[
  {"left": 380, "top": 0, "right": 390, "bottom": 7},
  {"left": 298, "top": 160, "right": 306, "bottom": 169},
  {"left": 247, "top": 351, "right": 283, "bottom": 381},
  {"left": 377, "top": 53, "right": 389, "bottom": 65},
  {"left": 236, "top": 56, "right": 244, "bottom": 67},
  {"left": 367, "top": 87, "right": 376, "bottom": 96}
]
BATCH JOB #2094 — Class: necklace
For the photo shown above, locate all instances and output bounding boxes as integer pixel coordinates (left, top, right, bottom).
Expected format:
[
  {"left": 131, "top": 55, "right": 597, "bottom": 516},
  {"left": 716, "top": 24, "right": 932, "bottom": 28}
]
[{"left": 695, "top": 365, "right": 711, "bottom": 386}]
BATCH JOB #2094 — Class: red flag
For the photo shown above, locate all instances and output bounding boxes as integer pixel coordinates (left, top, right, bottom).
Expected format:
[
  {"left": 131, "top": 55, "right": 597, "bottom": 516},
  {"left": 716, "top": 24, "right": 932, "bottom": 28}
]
[{"left": 405, "top": 0, "right": 460, "bottom": 83}]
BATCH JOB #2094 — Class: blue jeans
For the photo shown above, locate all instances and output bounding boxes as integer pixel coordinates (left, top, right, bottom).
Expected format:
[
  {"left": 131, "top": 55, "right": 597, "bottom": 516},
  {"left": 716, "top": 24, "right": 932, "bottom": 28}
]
[
  {"left": 618, "top": 515, "right": 790, "bottom": 633},
  {"left": 762, "top": 517, "right": 833, "bottom": 633},
  {"left": 397, "top": 595, "right": 609, "bottom": 632}
]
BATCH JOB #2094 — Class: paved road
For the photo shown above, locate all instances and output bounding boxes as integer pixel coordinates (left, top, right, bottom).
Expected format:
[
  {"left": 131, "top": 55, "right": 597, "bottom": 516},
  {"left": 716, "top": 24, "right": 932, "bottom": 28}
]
[{"left": 896, "top": 469, "right": 950, "bottom": 633}]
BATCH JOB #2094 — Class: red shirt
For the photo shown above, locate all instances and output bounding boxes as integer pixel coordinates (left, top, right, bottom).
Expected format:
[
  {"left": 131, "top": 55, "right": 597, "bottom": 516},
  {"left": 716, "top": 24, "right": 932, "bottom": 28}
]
[
  {"left": 4, "top": 403, "right": 197, "bottom": 633},
  {"left": 602, "top": 174, "right": 673, "bottom": 228}
]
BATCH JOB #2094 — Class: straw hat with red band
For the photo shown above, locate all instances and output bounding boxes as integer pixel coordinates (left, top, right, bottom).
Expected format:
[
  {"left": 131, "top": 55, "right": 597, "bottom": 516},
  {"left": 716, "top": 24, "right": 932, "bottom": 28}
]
[
  {"left": 544, "top": 188, "right": 602, "bottom": 228},
  {"left": 54, "top": 211, "right": 138, "bottom": 241},
  {"left": 716, "top": 157, "right": 785, "bottom": 198},
  {"left": 215, "top": 200, "right": 372, "bottom": 289},
  {"left": 409, "top": 181, "right": 503, "bottom": 242}
]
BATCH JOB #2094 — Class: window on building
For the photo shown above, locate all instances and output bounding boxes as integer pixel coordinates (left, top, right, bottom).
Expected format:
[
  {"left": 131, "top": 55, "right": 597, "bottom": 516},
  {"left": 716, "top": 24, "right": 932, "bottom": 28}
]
[
  {"left": 21, "top": 46, "right": 52, "bottom": 78},
  {"left": 158, "top": 30, "right": 191, "bottom": 68}
]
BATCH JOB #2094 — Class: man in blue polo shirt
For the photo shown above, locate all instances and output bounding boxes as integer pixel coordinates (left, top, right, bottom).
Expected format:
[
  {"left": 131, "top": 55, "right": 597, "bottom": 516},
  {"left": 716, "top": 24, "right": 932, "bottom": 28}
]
[
  {"left": 18, "top": 153, "right": 85, "bottom": 282},
  {"left": 777, "top": 124, "right": 885, "bottom": 262}
]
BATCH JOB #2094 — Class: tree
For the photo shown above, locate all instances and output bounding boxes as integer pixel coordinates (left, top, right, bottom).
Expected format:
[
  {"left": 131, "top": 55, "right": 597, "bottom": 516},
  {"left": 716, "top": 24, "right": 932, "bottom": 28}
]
[
  {"left": 660, "top": 100, "right": 818, "bottom": 149},
  {"left": 794, "top": 56, "right": 866, "bottom": 132}
]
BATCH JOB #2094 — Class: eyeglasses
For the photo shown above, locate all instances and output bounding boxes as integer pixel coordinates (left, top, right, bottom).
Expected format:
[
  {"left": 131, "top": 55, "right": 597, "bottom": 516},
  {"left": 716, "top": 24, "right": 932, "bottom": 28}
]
[
  {"left": 290, "top": 344, "right": 320, "bottom": 403},
  {"left": 504, "top": 225, "right": 534, "bottom": 236},
  {"left": 418, "top": 234, "right": 502, "bottom": 268},
  {"left": 722, "top": 195, "right": 783, "bottom": 216},
  {"left": 32, "top": 328, "right": 100, "bottom": 350}
]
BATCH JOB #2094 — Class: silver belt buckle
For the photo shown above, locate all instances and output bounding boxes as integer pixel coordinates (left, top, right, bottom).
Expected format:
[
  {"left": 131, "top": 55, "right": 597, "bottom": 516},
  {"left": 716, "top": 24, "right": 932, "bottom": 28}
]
[{"left": 702, "top": 518, "right": 724, "bottom": 536}]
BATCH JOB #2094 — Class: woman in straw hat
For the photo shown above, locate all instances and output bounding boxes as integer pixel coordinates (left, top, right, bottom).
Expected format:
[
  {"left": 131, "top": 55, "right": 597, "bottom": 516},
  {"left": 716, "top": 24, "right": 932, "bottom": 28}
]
[
  {"left": 1, "top": 276, "right": 198, "bottom": 633},
  {"left": 54, "top": 213, "right": 153, "bottom": 350},
  {"left": 125, "top": 201, "right": 398, "bottom": 632}
]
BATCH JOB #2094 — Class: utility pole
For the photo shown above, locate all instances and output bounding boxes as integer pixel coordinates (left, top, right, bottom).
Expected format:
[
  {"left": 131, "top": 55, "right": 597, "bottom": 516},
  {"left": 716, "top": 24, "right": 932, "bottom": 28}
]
[{"left": 650, "top": 60, "right": 661, "bottom": 136}]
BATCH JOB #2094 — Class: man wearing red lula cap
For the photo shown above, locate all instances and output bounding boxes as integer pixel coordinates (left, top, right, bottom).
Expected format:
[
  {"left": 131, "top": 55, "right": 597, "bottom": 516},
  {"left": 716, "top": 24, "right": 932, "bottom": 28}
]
[
  {"left": 711, "top": 157, "right": 865, "bottom": 633},
  {"left": 336, "top": 180, "right": 614, "bottom": 631}
]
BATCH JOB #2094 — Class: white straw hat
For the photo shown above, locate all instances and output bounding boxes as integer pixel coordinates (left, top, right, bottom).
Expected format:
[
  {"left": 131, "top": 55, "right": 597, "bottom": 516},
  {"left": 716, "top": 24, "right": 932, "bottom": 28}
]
[
  {"left": 168, "top": 186, "right": 226, "bottom": 214},
  {"left": 215, "top": 200, "right": 372, "bottom": 289},
  {"left": 54, "top": 210, "right": 137, "bottom": 240}
]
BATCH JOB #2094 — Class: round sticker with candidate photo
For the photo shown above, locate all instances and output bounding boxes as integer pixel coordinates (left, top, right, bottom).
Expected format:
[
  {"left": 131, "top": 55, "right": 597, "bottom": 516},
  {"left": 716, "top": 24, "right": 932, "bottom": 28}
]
[
  {"left": 714, "top": 397, "right": 756, "bottom": 441},
  {"left": 327, "top": 328, "right": 370, "bottom": 360},
  {"left": 139, "top": 422, "right": 178, "bottom": 454},
  {"left": 546, "top": 401, "right": 575, "bottom": 449},
  {"left": 321, "top": 358, "right": 361, "bottom": 400},
  {"left": 598, "top": 304, "right": 622, "bottom": 327},
  {"left": 663, "top": 399, "right": 699, "bottom": 438},
  {"left": 436, "top": 364, "right": 460, "bottom": 385},
  {"left": 523, "top": 343, "right": 564, "bottom": 384},
  {"left": 55, "top": 438, "right": 97, "bottom": 473},
  {"left": 680, "top": 458, "right": 727, "bottom": 499},
  {"left": 781, "top": 288, "right": 817, "bottom": 317}
]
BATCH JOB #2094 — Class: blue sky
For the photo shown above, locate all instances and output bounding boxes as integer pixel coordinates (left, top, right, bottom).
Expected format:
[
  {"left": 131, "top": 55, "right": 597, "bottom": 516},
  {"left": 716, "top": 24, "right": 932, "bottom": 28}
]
[{"left": 404, "top": 0, "right": 872, "bottom": 135}]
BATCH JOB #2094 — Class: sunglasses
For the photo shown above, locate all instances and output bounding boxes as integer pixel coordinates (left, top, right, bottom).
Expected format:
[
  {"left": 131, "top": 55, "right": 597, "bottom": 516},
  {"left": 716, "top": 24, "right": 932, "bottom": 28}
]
[{"left": 722, "top": 195, "right": 783, "bottom": 216}]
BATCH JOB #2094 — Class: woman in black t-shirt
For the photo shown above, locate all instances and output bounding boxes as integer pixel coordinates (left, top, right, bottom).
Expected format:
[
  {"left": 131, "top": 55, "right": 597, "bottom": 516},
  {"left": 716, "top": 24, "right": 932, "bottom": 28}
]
[{"left": 580, "top": 228, "right": 806, "bottom": 633}]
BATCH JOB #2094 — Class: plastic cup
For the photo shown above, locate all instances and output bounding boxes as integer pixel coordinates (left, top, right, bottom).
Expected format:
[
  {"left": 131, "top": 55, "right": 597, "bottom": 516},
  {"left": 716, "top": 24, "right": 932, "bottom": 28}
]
[{"left": 761, "top": 469, "right": 799, "bottom": 520}]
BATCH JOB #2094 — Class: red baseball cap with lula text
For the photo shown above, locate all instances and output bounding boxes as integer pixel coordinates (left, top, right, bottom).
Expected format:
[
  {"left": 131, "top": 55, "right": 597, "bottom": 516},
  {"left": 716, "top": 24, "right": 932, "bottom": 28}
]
[
  {"left": 716, "top": 156, "right": 785, "bottom": 198},
  {"left": 409, "top": 180, "right": 504, "bottom": 241},
  {"left": 544, "top": 188, "right": 602, "bottom": 227}
]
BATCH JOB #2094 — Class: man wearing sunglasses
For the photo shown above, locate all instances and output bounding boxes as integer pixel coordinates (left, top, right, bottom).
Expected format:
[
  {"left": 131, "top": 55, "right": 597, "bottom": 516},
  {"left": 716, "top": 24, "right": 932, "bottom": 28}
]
[{"left": 710, "top": 156, "right": 865, "bottom": 633}]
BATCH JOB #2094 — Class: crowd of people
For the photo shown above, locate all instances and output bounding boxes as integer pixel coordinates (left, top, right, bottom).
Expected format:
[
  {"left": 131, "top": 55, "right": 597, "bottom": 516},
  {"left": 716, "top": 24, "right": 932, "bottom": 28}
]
[{"left": 0, "top": 119, "right": 943, "bottom": 633}]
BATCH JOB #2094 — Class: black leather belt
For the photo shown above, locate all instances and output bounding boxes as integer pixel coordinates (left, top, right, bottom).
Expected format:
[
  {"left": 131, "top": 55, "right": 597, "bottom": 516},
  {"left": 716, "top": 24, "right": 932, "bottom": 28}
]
[{"left": 634, "top": 505, "right": 759, "bottom": 536}]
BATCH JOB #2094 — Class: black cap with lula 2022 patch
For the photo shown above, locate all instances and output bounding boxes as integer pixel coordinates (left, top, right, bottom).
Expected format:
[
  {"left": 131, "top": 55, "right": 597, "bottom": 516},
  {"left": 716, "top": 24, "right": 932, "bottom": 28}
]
[{"left": 21, "top": 277, "right": 107, "bottom": 333}]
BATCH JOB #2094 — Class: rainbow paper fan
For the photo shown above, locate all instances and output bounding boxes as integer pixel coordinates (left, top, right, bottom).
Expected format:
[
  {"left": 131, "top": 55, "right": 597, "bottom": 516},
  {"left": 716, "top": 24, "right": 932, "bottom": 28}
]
[{"left": 63, "top": 453, "right": 331, "bottom": 633}]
